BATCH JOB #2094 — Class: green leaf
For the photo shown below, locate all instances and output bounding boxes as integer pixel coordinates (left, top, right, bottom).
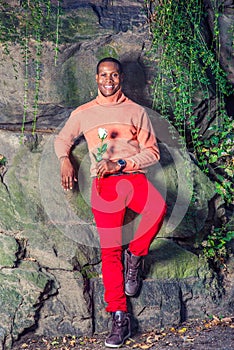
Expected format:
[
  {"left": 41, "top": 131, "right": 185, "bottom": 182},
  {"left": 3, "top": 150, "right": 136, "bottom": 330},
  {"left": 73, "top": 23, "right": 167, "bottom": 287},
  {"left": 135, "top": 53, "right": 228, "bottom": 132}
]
[
  {"left": 211, "top": 136, "right": 220, "bottom": 145},
  {"left": 224, "top": 168, "right": 233, "bottom": 177},
  {"left": 216, "top": 174, "right": 225, "bottom": 182},
  {"left": 101, "top": 143, "right": 107, "bottom": 153},
  {"left": 209, "top": 155, "right": 218, "bottom": 163},
  {"left": 226, "top": 231, "right": 234, "bottom": 241},
  {"left": 0, "top": 156, "right": 7, "bottom": 166}
]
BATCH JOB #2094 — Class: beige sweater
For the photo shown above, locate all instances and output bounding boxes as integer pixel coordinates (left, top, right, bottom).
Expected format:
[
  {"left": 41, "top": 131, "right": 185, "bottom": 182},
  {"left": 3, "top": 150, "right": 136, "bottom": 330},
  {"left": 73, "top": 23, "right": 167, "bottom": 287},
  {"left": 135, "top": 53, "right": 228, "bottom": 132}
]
[{"left": 54, "top": 90, "right": 160, "bottom": 177}]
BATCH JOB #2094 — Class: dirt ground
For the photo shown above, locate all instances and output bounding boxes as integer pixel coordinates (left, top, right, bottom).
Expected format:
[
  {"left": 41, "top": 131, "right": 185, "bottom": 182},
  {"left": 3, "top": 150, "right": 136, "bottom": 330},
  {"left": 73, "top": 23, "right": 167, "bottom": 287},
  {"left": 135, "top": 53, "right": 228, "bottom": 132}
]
[{"left": 12, "top": 315, "right": 234, "bottom": 350}]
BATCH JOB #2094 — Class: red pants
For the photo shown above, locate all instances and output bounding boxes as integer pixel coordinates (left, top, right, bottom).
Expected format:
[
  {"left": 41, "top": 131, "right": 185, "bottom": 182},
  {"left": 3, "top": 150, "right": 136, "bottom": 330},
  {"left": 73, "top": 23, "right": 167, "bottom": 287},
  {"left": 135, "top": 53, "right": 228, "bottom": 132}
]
[{"left": 91, "top": 173, "right": 166, "bottom": 312}]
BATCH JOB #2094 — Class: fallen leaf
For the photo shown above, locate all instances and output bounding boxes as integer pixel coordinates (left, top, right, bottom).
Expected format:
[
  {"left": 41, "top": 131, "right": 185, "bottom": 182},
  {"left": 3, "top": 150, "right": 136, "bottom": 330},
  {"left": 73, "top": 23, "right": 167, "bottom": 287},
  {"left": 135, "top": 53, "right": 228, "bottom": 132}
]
[
  {"left": 204, "top": 323, "right": 211, "bottom": 328},
  {"left": 221, "top": 317, "right": 232, "bottom": 323},
  {"left": 139, "top": 344, "right": 152, "bottom": 349},
  {"left": 213, "top": 315, "right": 220, "bottom": 322},
  {"left": 69, "top": 339, "right": 76, "bottom": 346},
  {"left": 146, "top": 335, "right": 153, "bottom": 343},
  {"left": 182, "top": 336, "right": 195, "bottom": 343},
  {"left": 153, "top": 334, "right": 161, "bottom": 341},
  {"left": 178, "top": 327, "right": 187, "bottom": 334},
  {"left": 89, "top": 337, "right": 97, "bottom": 343},
  {"left": 51, "top": 341, "right": 59, "bottom": 346},
  {"left": 133, "top": 343, "right": 152, "bottom": 349}
]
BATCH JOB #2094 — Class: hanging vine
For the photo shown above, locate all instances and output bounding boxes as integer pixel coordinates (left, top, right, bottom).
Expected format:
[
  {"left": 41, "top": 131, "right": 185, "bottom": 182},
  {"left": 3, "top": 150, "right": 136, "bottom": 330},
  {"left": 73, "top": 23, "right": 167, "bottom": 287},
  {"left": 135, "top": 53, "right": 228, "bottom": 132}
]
[
  {"left": 54, "top": 0, "right": 61, "bottom": 66},
  {"left": 145, "top": 0, "right": 233, "bottom": 204},
  {"left": 0, "top": 0, "right": 61, "bottom": 136},
  {"left": 21, "top": 15, "right": 29, "bottom": 137},
  {"left": 145, "top": 0, "right": 234, "bottom": 265}
]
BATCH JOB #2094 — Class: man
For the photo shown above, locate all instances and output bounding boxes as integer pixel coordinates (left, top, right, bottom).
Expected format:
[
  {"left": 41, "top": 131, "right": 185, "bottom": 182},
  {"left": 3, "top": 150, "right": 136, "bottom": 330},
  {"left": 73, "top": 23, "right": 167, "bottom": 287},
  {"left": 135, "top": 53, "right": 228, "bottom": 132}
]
[{"left": 54, "top": 57, "right": 166, "bottom": 348}]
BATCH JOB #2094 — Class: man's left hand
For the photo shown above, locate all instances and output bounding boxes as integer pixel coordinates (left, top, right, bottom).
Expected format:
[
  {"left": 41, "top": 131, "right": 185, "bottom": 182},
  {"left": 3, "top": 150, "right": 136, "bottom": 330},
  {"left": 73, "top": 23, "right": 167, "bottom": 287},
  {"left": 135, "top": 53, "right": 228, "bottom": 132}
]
[{"left": 96, "top": 159, "right": 120, "bottom": 178}]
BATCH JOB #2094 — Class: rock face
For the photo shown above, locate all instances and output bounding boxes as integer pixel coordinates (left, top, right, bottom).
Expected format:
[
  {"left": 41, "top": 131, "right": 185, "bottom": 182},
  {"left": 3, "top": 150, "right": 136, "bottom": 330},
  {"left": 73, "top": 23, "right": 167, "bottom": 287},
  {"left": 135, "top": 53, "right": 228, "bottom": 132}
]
[
  {"left": 204, "top": 0, "right": 234, "bottom": 84},
  {"left": 0, "top": 0, "right": 152, "bottom": 130},
  {"left": 0, "top": 1, "right": 233, "bottom": 349},
  {"left": 0, "top": 126, "right": 233, "bottom": 349}
]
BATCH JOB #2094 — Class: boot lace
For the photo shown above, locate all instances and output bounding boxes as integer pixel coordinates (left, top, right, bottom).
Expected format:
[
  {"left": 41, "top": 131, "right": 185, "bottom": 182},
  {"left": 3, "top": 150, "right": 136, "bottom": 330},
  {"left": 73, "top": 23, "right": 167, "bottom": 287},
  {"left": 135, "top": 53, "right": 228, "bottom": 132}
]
[{"left": 127, "top": 260, "right": 140, "bottom": 282}]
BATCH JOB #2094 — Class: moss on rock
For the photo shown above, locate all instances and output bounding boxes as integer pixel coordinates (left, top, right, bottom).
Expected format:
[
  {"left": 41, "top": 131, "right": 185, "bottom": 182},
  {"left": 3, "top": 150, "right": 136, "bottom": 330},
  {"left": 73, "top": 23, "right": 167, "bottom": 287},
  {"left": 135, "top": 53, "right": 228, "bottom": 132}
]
[
  {"left": 147, "top": 238, "right": 209, "bottom": 279},
  {"left": 0, "top": 235, "right": 18, "bottom": 268},
  {"left": 59, "top": 9, "right": 112, "bottom": 42},
  {"left": 96, "top": 45, "right": 118, "bottom": 61}
]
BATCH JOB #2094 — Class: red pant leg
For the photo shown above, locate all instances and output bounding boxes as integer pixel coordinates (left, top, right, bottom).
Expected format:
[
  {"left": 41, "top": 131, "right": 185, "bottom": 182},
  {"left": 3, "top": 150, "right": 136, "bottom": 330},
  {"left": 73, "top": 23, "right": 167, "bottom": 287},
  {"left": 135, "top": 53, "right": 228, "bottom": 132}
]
[
  {"left": 91, "top": 177, "right": 130, "bottom": 312},
  {"left": 127, "top": 174, "right": 167, "bottom": 256},
  {"left": 100, "top": 247, "right": 127, "bottom": 312}
]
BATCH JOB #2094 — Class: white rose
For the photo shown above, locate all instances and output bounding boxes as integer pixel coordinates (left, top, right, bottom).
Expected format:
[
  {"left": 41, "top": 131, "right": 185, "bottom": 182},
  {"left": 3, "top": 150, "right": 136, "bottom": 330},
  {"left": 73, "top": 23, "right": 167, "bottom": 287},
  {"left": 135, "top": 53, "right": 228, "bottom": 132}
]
[{"left": 98, "top": 128, "right": 108, "bottom": 140}]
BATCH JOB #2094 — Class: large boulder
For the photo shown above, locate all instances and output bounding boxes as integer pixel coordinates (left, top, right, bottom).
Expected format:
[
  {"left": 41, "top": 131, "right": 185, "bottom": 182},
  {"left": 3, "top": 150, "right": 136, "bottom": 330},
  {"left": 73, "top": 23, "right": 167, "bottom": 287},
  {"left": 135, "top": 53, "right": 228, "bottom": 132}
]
[{"left": 0, "top": 125, "right": 231, "bottom": 348}]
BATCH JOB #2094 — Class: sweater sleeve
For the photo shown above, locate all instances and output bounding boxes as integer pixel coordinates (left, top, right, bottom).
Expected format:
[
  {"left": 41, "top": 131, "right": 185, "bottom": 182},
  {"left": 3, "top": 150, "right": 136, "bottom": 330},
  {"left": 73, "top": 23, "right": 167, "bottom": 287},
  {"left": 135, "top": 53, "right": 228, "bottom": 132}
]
[
  {"left": 124, "top": 109, "right": 160, "bottom": 171},
  {"left": 54, "top": 110, "right": 81, "bottom": 159}
]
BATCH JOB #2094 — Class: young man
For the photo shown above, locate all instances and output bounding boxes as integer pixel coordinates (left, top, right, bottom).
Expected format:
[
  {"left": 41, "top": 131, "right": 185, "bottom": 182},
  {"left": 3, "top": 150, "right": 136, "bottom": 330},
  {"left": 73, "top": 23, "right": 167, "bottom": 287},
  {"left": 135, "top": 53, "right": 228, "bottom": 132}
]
[{"left": 54, "top": 57, "right": 166, "bottom": 348}]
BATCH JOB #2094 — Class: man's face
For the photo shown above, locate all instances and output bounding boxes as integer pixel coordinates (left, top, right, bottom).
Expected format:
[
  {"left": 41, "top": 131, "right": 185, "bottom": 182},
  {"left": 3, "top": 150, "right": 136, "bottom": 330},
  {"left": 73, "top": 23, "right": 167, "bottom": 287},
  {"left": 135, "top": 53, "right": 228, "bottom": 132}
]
[{"left": 96, "top": 62, "right": 123, "bottom": 97}]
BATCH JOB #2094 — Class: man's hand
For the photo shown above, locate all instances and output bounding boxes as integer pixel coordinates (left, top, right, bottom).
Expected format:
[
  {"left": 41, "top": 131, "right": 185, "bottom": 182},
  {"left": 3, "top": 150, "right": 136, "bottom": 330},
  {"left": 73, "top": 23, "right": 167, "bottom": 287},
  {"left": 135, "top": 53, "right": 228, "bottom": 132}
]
[
  {"left": 96, "top": 159, "right": 120, "bottom": 178},
  {"left": 60, "top": 157, "right": 77, "bottom": 190}
]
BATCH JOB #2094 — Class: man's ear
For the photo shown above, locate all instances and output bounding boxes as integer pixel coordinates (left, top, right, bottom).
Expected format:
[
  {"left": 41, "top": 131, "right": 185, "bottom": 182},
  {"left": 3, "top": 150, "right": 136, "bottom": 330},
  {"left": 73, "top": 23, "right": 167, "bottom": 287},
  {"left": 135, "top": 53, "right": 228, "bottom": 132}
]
[
  {"left": 95, "top": 74, "right": 98, "bottom": 82},
  {"left": 120, "top": 73, "right": 124, "bottom": 83}
]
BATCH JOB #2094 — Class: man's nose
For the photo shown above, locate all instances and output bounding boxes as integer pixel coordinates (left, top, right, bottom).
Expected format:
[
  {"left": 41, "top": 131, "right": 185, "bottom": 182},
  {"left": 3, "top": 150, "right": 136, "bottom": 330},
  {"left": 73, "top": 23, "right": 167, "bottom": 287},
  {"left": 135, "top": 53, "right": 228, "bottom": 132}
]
[{"left": 106, "top": 75, "right": 113, "bottom": 81}]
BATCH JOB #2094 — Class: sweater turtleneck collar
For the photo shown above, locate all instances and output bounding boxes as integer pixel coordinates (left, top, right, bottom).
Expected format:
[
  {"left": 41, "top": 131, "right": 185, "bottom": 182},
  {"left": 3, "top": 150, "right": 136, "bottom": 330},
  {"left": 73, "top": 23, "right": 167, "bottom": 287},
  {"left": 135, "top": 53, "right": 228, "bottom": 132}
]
[{"left": 96, "top": 89, "right": 128, "bottom": 105}]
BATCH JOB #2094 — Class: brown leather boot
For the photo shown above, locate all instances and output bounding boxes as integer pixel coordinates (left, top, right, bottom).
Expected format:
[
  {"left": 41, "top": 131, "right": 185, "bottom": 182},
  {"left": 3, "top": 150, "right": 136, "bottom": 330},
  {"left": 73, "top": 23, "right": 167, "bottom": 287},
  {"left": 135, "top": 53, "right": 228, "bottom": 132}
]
[
  {"left": 124, "top": 249, "right": 143, "bottom": 297},
  {"left": 105, "top": 311, "right": 131, "bottom": 348}
]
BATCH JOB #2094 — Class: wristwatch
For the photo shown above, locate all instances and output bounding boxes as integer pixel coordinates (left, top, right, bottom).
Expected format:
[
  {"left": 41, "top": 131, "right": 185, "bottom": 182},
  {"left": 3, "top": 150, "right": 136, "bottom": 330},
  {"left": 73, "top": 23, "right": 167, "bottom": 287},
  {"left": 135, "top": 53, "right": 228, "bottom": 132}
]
[{"left": 117, "top": 159, "right": 126, "bottom": 171}]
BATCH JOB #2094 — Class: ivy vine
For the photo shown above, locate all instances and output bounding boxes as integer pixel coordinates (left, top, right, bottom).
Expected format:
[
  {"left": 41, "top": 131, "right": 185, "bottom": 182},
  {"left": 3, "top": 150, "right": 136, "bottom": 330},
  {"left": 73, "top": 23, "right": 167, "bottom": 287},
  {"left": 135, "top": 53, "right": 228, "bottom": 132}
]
[
  {"left": 0, "top": 0, "right": 61, "bottom": 136},
  {"left": 145, "top": 0, "right": 234, "bottom": 263}
]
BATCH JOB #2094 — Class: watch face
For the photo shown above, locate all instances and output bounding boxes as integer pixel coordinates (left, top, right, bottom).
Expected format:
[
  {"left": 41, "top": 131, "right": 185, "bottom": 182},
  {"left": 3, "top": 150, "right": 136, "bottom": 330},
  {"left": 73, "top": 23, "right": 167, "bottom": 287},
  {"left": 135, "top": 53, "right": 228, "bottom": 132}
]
[
  {"left": 117, "top": 159, "right": 126, "bottom": 170},
  {"left": 118, "top": 159, "right": 126, "bottom": 166}
]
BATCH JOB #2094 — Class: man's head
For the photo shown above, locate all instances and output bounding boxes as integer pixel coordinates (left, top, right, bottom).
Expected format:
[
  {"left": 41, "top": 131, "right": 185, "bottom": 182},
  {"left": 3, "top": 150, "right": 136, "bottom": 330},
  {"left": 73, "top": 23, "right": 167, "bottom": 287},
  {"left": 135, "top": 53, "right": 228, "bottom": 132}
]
[
  {"left": 96, "top": 57, "right": 123, "bottom": 97},
  {"left": 96, "top": 57, "right": 123, "bottom": 74}
]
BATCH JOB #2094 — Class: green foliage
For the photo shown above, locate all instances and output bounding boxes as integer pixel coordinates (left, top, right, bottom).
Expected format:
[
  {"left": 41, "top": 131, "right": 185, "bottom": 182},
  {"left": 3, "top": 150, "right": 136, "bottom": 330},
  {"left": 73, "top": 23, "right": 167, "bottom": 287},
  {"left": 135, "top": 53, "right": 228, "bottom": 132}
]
[
  {"left": 0, "top": 154, "right": 7, "bottom": 167},
  {"left": 201, "top": 116, "right": 234, "bottom": 203},
  {"left": 0, "top": 1, "right": 61, "bottom": 136},
  {"left": 0, "top": 1, "right": 60, "bottom": 44},
  {"left": 202, "top": 224, "right": 234, "bottom": 268},
  {"left": 81, "top": 265, "right": 99, "bottom": 279},
  {"left": 146, "top": 0, "right": 233, "bottom": 204},
  {"left": 145, "top": 0, "right": 234, "bottom": 263}
]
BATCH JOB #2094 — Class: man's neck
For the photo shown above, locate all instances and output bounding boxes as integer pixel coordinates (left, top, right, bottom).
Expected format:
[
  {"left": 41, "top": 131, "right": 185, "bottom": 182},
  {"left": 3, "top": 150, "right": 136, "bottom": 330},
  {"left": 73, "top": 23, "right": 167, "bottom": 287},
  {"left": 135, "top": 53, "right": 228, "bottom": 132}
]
[{"left": 96, "top": 89, "right": 123, "bottom": 104}]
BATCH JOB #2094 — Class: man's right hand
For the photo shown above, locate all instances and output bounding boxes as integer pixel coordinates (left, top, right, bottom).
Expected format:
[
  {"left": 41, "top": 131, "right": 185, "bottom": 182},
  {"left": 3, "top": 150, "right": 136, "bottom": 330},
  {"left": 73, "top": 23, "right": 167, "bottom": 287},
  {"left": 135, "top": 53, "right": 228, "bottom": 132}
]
[{"left": 60, "top": 156, "right": 77, "bottom": 190}]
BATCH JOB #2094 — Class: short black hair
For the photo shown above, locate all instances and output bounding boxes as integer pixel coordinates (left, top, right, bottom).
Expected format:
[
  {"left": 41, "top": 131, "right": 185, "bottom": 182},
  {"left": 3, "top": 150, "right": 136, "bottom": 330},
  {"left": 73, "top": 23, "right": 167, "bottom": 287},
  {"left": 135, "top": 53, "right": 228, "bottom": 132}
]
[{"left": 96, "top": 57, "right": 123, "bottom": 74}]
